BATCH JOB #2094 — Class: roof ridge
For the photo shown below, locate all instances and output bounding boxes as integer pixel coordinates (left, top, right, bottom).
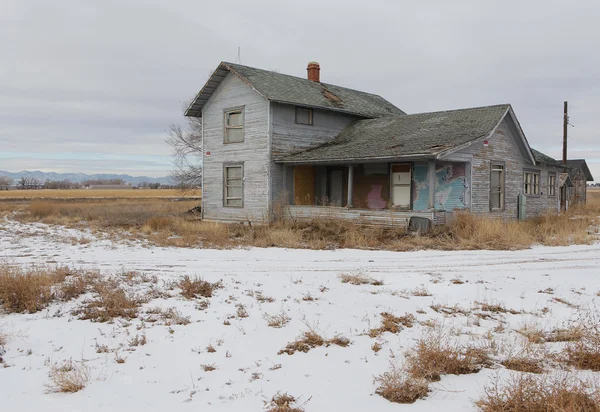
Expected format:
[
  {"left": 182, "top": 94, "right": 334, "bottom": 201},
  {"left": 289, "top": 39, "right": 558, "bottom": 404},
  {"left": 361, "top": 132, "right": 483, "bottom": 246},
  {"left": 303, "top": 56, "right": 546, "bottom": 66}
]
[
  {"left": 404, "top": 103, "right": 511, "bottom": 117},
  {"left": 222, "top": 61, "right": 396, "bottom": 101}
]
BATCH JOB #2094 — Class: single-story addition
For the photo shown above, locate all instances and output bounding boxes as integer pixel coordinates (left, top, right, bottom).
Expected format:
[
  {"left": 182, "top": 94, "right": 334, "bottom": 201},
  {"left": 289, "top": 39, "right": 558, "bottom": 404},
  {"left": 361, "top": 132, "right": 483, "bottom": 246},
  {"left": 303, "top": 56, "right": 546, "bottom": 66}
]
[
  {"left": 185, "top": 61, "right": 571, "bottom": 227},
  {"left": 565, "top": 159, "right": 594, "bottom": 206}
]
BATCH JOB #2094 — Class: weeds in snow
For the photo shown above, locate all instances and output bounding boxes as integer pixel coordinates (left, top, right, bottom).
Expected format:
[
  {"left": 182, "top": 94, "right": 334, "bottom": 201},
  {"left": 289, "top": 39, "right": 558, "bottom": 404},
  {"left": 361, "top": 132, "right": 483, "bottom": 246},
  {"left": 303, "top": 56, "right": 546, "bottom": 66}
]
[
  {"left": 47, "top": 359, "right": 91, "bottom": 393},
  {"left": 369, "top": 312, "right": 416, "bottom": 337},
  {"left": 178, "top": 275, "right": 222, "bottom": 299},
  {"left": 374, "top": 362, "right": 429, "bottom": 404},
  {"left": 264, "top": 393, "right": 306, "bottom": 412},
  {"left": 339, "top": 272, "right": 383, "bottom": 286},
  {"left": 278, "top": 329, "right": 351, "bottom": 355},
  {"left": 264, "top": 310, "right": 291, "bottom": 328},
  {"left": 476, "top": 373, "right": 600, "bottom": 411}
]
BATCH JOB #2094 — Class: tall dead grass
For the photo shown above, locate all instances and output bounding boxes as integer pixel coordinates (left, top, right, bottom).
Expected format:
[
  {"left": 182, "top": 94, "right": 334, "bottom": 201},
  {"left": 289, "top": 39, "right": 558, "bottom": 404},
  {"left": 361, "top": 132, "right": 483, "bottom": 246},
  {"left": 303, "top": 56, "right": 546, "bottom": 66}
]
[
  {"left": 8, "top": 197, "right": 597, "bottom": 251},
  {"left": 476, "top": 373, "right": 600, "bottom": 412},
  {"left": 47, "top": 359, "right": 91, "bottom": 393}
]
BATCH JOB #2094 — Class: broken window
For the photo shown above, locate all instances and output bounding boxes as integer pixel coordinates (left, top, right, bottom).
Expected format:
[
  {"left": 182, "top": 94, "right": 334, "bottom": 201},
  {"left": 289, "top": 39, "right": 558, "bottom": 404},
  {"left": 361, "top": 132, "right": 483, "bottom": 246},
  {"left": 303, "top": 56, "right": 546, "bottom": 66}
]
[
  {"left": 490, "top": 163, "right": 504, "bottom": 211},
  {"left": 548, "top": 173, "right": 556, "bottom": 196},
  {"left": 295, "top": 107, "right": 313, "bottom": 125},
  {"left": 524, "top": 171, "right": 540, "bottom": 195},
  {"left": 224, "top": 164, "right": 243, "bottom": 206},
  {"left": 224, "top": 108, "right": 244, "bottom": 143}
]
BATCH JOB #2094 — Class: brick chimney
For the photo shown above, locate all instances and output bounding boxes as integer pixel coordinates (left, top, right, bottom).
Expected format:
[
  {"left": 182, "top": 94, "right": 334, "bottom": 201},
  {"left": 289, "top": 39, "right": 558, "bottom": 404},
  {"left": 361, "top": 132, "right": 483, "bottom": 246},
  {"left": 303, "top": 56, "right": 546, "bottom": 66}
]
[{"left": 307, "top": 62, "right": 320, "bottom": 82}]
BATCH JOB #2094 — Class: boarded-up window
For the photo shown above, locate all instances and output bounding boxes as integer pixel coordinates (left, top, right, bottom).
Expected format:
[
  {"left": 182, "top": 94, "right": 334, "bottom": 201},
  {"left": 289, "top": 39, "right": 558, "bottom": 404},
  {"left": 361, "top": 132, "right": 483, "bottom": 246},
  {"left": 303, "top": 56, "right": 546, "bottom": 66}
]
[
  {"left": 224, "top": 108, "right": 244, "bottom": 143},
  {"left": 294, "top": 165, "right": 315, "bottom": 205},
  {"left": 524, "top": 171, "right": 540, "bottom": 195},
  {"left": 224, "top": 165, "right": 243, "bottom": 206},
  {"left": 548, "top": 173, "right": 556, "bottom": 196},
  {"left": 295, "top": 107, "right": 313, "bottom": 125},
  {"left": 490, "top": 163, "right": 504, "bottom": 210}
]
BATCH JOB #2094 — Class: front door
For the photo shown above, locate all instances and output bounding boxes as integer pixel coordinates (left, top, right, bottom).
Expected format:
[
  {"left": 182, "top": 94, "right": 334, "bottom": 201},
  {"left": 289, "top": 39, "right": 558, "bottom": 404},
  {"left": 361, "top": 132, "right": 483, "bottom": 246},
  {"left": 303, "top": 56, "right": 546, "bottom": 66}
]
[
  {"left": 330, "top": 170, "right": 344, "bottom": 206},
  {"left": 391, "top": 164, "right": 411, "bottom": 208}
]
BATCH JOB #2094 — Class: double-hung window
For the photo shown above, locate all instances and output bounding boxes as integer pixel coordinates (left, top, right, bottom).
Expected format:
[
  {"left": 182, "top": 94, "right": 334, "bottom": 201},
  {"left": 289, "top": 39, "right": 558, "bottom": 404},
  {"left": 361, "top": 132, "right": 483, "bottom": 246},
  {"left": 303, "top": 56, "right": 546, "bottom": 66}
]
[
  {"left": 524, "top": 170, "right": 540, "bottom": 195},
  {"left": 224, "top": 165, "right": 243, "bottom": 206},
  {"left": 548, "top": 173, "right": 556, "bottom": 196},
  {"left": 490, "top": 163, "right": 505, "bottom": 210},
  {"left": 224, "top": 108, "right": 244, "bottom": 143}
]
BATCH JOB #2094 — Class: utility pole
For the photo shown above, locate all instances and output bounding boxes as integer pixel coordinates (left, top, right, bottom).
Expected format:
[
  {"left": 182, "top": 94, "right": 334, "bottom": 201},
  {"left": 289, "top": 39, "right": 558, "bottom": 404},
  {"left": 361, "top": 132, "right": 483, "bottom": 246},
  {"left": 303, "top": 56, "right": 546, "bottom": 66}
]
[
  {"left": 563, "top": 101, "right": 568, "bottom": 170},
  {"left": 561, "top": 101, "right": 568, "bottom": 211}
]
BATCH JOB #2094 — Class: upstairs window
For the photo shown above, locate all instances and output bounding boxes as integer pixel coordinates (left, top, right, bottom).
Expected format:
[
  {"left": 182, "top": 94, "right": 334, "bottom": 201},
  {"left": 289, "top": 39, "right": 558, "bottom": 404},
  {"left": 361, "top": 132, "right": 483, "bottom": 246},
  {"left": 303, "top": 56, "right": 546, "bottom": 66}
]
[
  {"left": 295, "top": 107, "right": 313, "bottom": 125},
  {"left": 224, "top": 164, "right": 243, "bottom": 206},
  {"left": 490, "top": 163, "right": 505, "bottom": 211},
  {"left": 224, "top": 108, "right": 244, "bottom": 143},
  {"left": 548, "top": 173, "right": 556, "bottom": 196},
  {"left": 524, "top": 170, "right": 540, "bottom": 195}
]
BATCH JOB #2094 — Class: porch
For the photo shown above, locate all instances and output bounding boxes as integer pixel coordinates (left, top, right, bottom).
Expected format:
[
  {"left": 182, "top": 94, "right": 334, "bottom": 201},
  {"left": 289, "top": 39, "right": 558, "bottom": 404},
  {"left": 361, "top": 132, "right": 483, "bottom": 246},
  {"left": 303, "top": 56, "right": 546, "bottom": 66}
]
[{"left": 280, "top": 159, "right": 471, "bottom": 227}]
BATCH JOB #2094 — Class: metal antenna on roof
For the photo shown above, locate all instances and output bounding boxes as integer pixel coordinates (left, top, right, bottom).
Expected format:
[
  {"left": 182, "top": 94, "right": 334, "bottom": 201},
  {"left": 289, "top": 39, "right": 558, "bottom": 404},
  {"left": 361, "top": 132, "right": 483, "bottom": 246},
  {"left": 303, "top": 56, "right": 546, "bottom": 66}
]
[{"left": 235, "top": 47, "right": 242, "bottom": 64}]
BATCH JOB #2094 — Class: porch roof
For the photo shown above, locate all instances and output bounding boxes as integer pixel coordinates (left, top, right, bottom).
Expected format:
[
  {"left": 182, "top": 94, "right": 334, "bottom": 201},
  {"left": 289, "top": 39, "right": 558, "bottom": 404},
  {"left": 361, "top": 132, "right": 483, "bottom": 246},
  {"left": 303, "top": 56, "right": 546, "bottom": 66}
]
[{"left": 277, "top": 104, "right": 511, "bottom": 164}]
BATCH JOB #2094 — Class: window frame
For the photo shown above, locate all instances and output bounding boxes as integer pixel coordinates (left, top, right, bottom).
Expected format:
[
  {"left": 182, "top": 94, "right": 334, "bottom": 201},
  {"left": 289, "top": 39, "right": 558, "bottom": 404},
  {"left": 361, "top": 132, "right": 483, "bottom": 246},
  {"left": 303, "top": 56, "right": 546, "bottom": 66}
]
[
  {"left": 490, "top": 161, "right": 506, "bottom": 212},
  {"left": 548, "top": 172, "right": 556, "bottom": 197},
  {"left": 223, "top": 106, "right": 245, "bottom": 144},
  {"left": 295, "top": 107, "right": 314, "bottom": 126},
  {"left": 223, "top": 163, "right": 244, "bottom": 207},
  {"left": 523, "top": 169, "right": 541, "bottom": 196}
]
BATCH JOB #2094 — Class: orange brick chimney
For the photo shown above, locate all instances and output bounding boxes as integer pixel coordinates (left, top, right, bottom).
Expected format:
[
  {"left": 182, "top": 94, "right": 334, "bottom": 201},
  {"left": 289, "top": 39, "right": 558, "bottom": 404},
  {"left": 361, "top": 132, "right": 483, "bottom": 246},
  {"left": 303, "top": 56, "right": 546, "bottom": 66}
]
[{"left": 307, "top": 62, "right": 320, "bottom": 82}]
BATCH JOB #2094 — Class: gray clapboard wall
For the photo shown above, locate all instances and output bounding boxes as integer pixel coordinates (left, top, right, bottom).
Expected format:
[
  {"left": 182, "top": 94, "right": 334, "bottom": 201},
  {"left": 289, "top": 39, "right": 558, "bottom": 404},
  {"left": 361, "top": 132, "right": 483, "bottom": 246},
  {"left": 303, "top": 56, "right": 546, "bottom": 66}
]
[
  {"left": 202, "top": 73, "right": 270, "bottom": 222},
  {"left": 270, "top": 103, "right": 361, "bottom": 207},
  {"left": 455, "top": 115, "right": 560, "bottom": 218}
]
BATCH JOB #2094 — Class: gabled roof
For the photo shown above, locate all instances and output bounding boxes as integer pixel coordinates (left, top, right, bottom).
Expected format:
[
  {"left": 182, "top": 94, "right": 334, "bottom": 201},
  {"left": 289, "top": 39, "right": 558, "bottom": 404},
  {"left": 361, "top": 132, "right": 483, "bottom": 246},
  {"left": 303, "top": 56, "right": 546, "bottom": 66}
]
[
  {"left": 278, "top": 104, "right": 512, "bottom": 163},
  {"left": 185, "top": 62, "right": 405, "bottom": 118},
  {"left": 559, "top": 173, "right": 573, "bottom": 187},
  {"left": 531, "top": 148, "right": 562, "bottom": 167},
  {"left": 566, "top": 159, "right": 594, "bottom": 181}
]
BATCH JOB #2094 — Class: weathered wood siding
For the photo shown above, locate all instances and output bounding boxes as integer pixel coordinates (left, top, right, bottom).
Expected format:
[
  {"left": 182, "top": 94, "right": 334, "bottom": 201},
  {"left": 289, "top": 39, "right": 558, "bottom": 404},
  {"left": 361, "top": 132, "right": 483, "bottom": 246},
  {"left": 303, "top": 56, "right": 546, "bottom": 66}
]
[
  {"left": 270, "top": 103, "right": 361, "bottom": 204},
  {"left": 202, "top": 73, "right": 270, "bottom": 222},
  {"left": 285, "top": 206, "right": 443, "bottom": 228},
  {"left": 455, "top": 115, "right": 559, "bottom": 218}
]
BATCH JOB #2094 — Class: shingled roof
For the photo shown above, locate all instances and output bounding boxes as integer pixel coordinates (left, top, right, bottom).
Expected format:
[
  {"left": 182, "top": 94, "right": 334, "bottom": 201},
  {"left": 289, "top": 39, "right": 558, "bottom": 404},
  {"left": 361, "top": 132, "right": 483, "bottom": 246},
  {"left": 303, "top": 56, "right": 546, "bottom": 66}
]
[
  {"left": 185, "top": 62, "right": 405, "bottom": 118},
  {"left": 279, "top": 104, "right": 513, "bottom": 163},
  {"left": 566, "top": 159, "right": 594, "bottom": 181},
  {"left": 531, "top": 148, "right": 562, "bottom": 167}
]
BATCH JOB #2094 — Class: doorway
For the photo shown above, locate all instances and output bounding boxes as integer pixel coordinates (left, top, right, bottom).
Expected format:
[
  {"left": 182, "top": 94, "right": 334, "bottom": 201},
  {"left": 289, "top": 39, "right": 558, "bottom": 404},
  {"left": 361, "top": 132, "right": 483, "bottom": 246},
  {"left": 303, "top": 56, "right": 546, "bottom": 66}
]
[{"left": 391, "top": 164, "right": 411, "bottom": 208}]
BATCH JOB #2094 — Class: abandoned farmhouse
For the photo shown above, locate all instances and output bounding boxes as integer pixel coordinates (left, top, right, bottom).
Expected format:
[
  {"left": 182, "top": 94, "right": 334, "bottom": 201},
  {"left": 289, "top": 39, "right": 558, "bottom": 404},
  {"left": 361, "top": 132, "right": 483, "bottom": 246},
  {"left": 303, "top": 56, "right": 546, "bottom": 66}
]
[{"left": 185, "top": 62, "right": 593, "bottom": 226}]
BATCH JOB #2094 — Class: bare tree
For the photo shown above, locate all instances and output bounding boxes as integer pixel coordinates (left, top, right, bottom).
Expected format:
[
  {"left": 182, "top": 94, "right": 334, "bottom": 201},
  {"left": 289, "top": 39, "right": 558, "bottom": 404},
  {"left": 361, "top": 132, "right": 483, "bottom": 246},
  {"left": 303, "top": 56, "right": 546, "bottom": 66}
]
[
  {"left": 0, "top": 176, "right": 12, "bottom": 190},
  {"left": 166, "top": 103, "right": 202, "bottom": 189}
]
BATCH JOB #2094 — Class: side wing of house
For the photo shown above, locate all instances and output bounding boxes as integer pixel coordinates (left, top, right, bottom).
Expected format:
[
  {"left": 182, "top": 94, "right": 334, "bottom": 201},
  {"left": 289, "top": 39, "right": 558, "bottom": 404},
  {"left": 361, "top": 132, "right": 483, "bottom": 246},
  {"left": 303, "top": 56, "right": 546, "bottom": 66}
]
[
  {"left": 269, "top": 104, "right": 360, "bottom": 206},
  {"left": 453, "top": 113, "right": 559, "bottom": 218},
  {"left": 202, "top": 73, "right": 270, "bottom": 222}
]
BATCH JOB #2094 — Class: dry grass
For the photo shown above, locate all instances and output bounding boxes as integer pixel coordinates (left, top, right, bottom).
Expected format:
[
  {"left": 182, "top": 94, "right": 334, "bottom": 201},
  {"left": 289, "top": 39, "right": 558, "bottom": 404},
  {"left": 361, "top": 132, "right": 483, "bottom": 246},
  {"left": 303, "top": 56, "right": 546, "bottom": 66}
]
[
  {"left": 201, "top": 363, "right": 217, "bottom": 372},
  {"left": 339, "top": 272, "right": 383, "bottom": 286},
  {"left": 0, "top": 265, "right": 87, "bottom": 313},
  {"left": 562, "top": 317, "right": 600, "bottom": 371},
  {"left": 475, "top": 301, "right": 521, "bottom": 315},
  {"left": 278, "top": 329, "right": 350, "bottom": 355},
  {"left": 73, "top": 278, "right": 141, "bottom": 322},
  {"left": 265, "top": 393, "right": 305, "bottom": 412},
  {"left": 369, "top": 312, "right": 416, "bottom": 337},
  {"left": 406, "top": 334, "right": 491, "bottom": 382},
  {"left": 5, "top": 195, "right": 596, "bottom": 251},
  {"left": 178, "top": 276, "right": 222, "bottom": 299},
  {"left": 476, "top": 373, "right": 600, "bottom": 412},
  {"left": 264, "top": 310, "right": 291, "bottom": 328},
  {"left": 0, "top": 188, "right": 200, "bottom": 199},
  {"left": 501, "top": 356, "right": 544, "bottom": 374},
  {"left": 47, "top": 359, "right": 91, "bottom": 393},
  {"left": 519, "top": 324, "right": 584, "bottom": 344},
  {"left": 374, "top": 363, "right": 429, "bottom": 404}
]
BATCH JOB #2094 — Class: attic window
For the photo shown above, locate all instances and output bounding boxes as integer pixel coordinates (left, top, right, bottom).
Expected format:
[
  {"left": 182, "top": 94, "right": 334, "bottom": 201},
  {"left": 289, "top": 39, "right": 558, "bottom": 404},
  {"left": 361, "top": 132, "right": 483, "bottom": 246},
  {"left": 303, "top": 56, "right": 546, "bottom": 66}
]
[
  {"left": 224, "top": 107, "right": 244, "bottom": 143},
  {"left": 295, "top": 107, "right": 313, "bottom": 125}
]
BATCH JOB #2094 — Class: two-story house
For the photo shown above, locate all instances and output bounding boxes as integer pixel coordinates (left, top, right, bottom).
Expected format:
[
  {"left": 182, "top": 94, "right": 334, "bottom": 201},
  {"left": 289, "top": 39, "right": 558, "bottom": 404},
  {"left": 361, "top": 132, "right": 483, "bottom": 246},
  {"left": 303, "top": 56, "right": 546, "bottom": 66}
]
[{"left": 185, "top": 61, "right": 567, "bottom": 226}]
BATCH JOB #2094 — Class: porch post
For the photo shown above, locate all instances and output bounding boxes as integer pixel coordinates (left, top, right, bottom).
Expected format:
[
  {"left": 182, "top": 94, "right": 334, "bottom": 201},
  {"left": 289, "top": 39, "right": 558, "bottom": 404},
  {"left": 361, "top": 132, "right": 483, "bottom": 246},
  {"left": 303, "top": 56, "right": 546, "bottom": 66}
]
[
  {"left": 347, "top": 164, "right": 354, "bottom": 208},
  {"left": 428, "top": 159, "right": 436, "bottom": 209},
  {"left": 282, "top": 165, "right": 288, "bottom": 204}
]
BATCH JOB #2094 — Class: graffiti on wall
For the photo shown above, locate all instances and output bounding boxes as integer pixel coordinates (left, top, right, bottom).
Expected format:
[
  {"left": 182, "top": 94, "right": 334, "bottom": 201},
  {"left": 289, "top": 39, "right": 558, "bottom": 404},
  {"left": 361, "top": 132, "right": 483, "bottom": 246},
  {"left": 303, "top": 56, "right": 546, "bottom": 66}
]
[{"left": 412, "top": 162, "right": 469, "bottom": 211}]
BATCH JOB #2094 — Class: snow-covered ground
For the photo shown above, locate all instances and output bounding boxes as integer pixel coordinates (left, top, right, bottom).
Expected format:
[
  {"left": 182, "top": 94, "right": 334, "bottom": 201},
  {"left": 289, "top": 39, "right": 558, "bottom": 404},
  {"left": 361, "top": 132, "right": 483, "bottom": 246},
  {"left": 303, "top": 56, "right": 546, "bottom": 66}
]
[{"left": 0, "top": 218, "right": 599, "bottom": 411}]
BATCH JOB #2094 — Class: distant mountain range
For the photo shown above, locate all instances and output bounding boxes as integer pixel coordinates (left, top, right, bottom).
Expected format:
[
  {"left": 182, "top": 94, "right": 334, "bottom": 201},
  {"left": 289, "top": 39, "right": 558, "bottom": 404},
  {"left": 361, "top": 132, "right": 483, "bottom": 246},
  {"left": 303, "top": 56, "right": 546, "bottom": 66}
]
[{"left": 0, "top": 170, "right": 172, "bottom": 186}]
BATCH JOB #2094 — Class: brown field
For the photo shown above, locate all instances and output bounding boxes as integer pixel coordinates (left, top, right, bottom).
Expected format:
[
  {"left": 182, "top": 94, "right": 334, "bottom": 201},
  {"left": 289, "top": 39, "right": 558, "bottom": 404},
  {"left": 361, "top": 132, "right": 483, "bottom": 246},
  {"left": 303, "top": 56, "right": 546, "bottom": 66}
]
[
  {"left": 0, "top": 187, "right": 597, "bottom": 251},
  {"left": 0, "top": 188, "right": 201, "bottom": 199}
]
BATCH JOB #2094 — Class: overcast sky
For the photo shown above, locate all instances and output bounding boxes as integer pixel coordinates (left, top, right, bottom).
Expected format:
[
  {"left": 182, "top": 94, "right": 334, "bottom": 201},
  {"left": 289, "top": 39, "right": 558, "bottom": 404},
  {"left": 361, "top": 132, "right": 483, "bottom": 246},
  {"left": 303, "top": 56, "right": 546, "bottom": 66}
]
[{"left": 1, "top": 0, "right": 599, "bottom": 180}]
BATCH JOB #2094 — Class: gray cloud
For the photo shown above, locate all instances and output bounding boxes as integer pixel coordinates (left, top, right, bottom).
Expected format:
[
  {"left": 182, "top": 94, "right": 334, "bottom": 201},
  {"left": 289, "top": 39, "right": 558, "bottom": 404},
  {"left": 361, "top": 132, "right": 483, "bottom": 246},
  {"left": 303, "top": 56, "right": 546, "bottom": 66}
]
[{"left": 1, "top": 0, "right": 598, "bottom": 180}]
